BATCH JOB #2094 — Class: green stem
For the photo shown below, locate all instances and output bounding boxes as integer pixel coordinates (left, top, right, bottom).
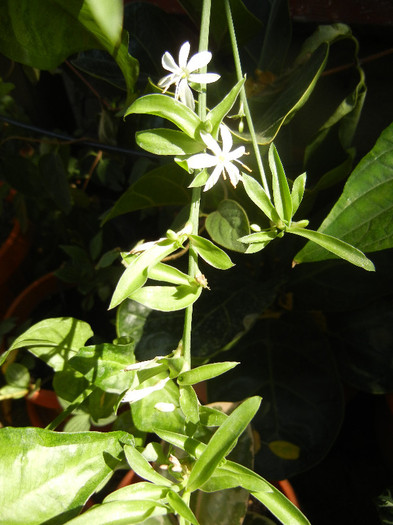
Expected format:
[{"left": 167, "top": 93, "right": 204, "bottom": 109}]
[
  {"left": 224, "top": 0, "right": 271, "bottom": 198},
  {"left": 181, "top": 0, "right": 211, "bottom": 371}
]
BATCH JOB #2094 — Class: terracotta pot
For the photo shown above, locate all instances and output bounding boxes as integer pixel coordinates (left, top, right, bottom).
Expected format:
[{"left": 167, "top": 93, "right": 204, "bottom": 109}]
[
  {"left": 0, "top": 189, "right": 31, "bottom": 316},
  {"left": 26, "top": 388, "right": 63, "bottom": 428},
  {"left": 271, "top": 478, "right": 301, "bottom": 508}
]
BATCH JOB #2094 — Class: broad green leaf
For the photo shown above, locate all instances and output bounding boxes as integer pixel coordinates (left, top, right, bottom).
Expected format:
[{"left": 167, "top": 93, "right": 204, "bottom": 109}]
[
  {"left": 136, "top": 129, "right": 204, "bottom": 156},
  {"left": 291, "top": 173, "right": 307, "bottom": 216},
  {"left": 235, "top": 44, "right": 329, "bottom": 144},
  {"left": 179, "top": 385, "right": 200, "bottom": 424},
  {"left": 65, "top": 500, "right": 168, "bottom": 525},
  {"left": 104, "top": 482, "right": 169, "bottom": 503},
  {"left": 0, "top": 427, "right": 133, "bottom": 525},
  {"left": 125, "top": 94, "right": 202, "bottom": 139},
  {"left": 242, "top": 174, "right": 278, "bottom": 222},
  {"left": 116, "top": 299, "right": 152, "bottom": 343},
  {"left": 131, "top": 378, "right": 185, "bottom": 434},
  {"left": 289, "top": 227, "right": 375, "bottom": 271},
  {"left": 5, "top": 363, "right": 30, "bottom": 388},
  {"left": 1, "top": 318, "right": 93, "bottom": 371},
  {"left": 186, "top": 396, "right": 261, "bottom": 492},
  {"left": 295, "top": 122, "right": 393, "bottom": 262},
  {"left": 189, "top": 235, "right": 234, "bottom": 269},
  {"left": 148, "top": 263, "right": 194, "bottom": 286},
  {"left": 67, "top": 341, "right": 136, "bottom": 394},
  {"left": 109, "top": 240, "right": 177, "bottom": 309},
  {"left": 167, "top": 490, "right": 199, "bottom": 525},
  {"left": 124, "top": 444, "right": 173, "bottom": 487},
  {"left": 206, "top": 78, "right": 245, "bottom": 138},
  {"left": 253, "top": 482, "right": 311, "bottom": 525},
  {"left": 129, "top": 283, "right": 202, "bottom": 312},
  {"left": 205, "top": 200, "right": 250, "bottom": 252},
  {"left": 178, "top": 362, "right": 239, "bottom": 386},
  {"left": 269, "top": 144, "right": 292, "bottom": 223},
  {"left": 0, "top": 1, "right": 138, "bottom": 104}
]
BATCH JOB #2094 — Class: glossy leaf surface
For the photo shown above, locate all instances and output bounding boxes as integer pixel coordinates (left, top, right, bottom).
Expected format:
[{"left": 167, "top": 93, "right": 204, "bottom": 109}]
[
  {"left": 186, "top": 396, "right": 261, "bottom": 492},
  {"left": 125, "top": 94, "right": 202, "bottom": 139},
  {"left": 2, "top": 318, "right": 93, "bottom": 371},
  {"left": 295, "top": 122, "right": 393, "bottom": 262},
  {"left": 0, "top": 427, "right": 133, "bottom": 525},
  {"left": 206, "top": 200, "right": 250, "bottom": 252},
  {"left": 136, "top": 129, "right": 204, "bottom": 156}
]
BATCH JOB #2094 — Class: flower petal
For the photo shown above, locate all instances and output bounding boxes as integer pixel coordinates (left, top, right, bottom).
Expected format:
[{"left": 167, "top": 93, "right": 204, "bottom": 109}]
[
  {"left": 178, "top": 41, "right": 191, "bottom": 69},
  {"left": 225, "top": 161, "right": 242, "bottom": 187},
  {"left": 187, "top": 50, "right": 212, "bottom": 72},
  {"left": 179, "top": 81, "right": 195, "bottom": 110},
  {"left": 220, "top": 125, "right": 233, "bottom": 154},
  {"left": 204, "top": 164, "right": 223, "bottom": 191},
  {"left": 162, "top": 51, "right": 179, "bottom": 73},
  {"left": 187, "top": 153, "right": 218, "bottom": 170},
  {"left": 228, "top": 145, "right": 246, "bottom": 161},
  {"left": 200, "top": 131, "right": 222, "bottom": 157},
  {"left": 189, "top": 72, "right": 220, "bottom": 85},
  {"left": 158, "top": 73, "right": 177, "bottom": 90}
]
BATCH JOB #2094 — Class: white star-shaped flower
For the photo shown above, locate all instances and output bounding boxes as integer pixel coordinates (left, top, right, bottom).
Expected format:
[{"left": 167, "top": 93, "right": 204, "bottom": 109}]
[
  {"left": 158, "top": 41, "right": 220, "bottom": 110},
  {"left": 187, "top": 125, "right": 247, "bottom": 191}
]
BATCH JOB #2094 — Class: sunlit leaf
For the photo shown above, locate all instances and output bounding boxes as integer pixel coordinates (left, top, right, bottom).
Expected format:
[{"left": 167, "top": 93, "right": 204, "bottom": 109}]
[
  {"left": 125, "top": 94, "right": 202, "bottom": 139},
  {"left": 0, "top": 427, "right": 133, "bottom": 525},
  {"left": 1, "top": 318, "right": 93, "bottom": 371},
  {"left": 186, "top": 396, "right": 261, "bottom": 492},
  {"left": 136, "top": 129, "right": 204, "bottom": 156}
]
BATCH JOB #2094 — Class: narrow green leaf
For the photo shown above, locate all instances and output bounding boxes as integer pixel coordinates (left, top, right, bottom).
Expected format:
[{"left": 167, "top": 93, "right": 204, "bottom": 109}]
[
  {"left": 186, "top": 396, "right": 262, "bottom": 492},
  {"left": 65, "top": 500, "right": 168, "bottom": 525},
  {"left": 109, "top": 240, "right": 177, "bottom": 309},
  {"left": 242, "top": 174, "right": 278, "bottom": 222},
  {"left": 200, "top": 461, "right": 271, "bottom": 494},
  {"left": 189, "top": 235, "right": 234, "bottom": 270},
  {"left": 178, "top": 362, "right": 239, "bottom": 386},
  {"left": 206, "top": 78, "right": 245, "bottom": 138},
  {"left": 1, "top": 317, "right": 93, "bottom": 370},
  {"left": 179, "top": 385, "right": 200, "bottom": 424},
  {"left": 253, "top": 482, "right": 311, "bottom": 525},
  {"left": 199, "top": 406, "right": 228, "bottom": 427},
  {"left": 188, "top": 168, "right": 210, "bottom": 188},
  {"left": 124, "top": 444, "right": 173, "bottom": 487},
  {"left": 104, "top": 482, "right": 169, "bottom": 503},
  {"left": 289, "top": 227, "right": 375, "bottom": 271},
  {"left": 291, "top": 173, "right": 307, "bottom": 216},
  {"left": 136, "top": 129, "right": 204, "bottom": 156},
  {"left": 125, "top": 94, "right": 202, "bottom": 139},
  {"left": 269, "top": 144, "right": 292, "bottom": 223},
  {"left": 167, "top": 490, "right": 199, "bottom": 525},
  {"left": 129, "top": 284, "right": 202, "bottom": 312},
  {"left": 155, "top": 430, "right": 206, "bottom": 459},
  {"left": 239, "top": 230, "right": 278, "bottom": 245},
  {"left": 148, "top": 263, "right": 194, "bottom": 286}
]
